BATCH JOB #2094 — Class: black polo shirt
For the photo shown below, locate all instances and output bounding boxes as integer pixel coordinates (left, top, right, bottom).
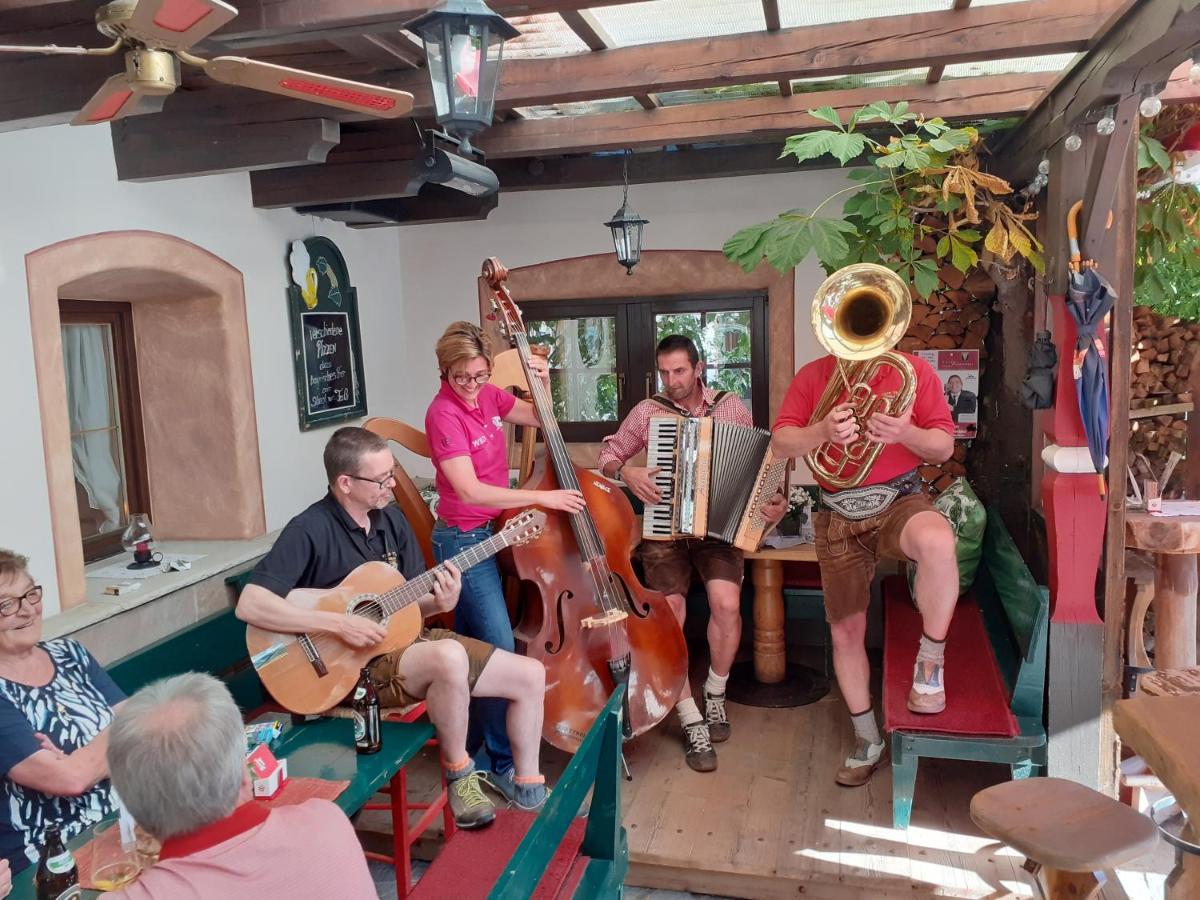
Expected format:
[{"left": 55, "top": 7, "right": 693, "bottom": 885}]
[{"left": 246, "top": 493, "right": 425, "bottom": 597}]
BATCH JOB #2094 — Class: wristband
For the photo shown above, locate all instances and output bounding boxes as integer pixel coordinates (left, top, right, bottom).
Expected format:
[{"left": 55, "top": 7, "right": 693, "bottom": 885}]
[{"left": 612, "top": 465, "right": 624, "bottom": 483}]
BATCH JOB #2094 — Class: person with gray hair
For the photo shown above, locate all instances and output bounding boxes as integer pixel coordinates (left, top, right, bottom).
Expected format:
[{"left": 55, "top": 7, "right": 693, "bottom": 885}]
[{"left": 103, "top": 673, "right": 374, "bottom": 899}]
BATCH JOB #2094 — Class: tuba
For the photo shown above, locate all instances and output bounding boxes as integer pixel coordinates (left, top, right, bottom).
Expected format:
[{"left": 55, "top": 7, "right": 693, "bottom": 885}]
[{"left": 805, "top": 263, "right": 917, "bottom": 489}]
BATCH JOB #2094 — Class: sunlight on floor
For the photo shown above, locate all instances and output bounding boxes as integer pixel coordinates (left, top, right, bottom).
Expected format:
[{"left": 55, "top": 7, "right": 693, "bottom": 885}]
[{"left": 824, "top": 816, "right": 1023, "bottom": 856}]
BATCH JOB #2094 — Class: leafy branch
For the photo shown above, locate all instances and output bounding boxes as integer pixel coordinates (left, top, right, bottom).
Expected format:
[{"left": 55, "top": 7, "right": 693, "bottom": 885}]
[{"left": 723, "top": 102, "right": 1043, "bottom": 298}]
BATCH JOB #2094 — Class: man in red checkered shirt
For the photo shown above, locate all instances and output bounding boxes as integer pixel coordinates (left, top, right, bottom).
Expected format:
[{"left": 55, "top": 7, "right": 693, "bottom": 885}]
[{"left": 598, "top": 335, "right": 784, "bottom": 772}]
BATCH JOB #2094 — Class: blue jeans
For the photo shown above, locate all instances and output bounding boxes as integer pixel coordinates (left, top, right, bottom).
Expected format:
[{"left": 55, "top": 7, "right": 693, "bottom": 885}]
[{"left": 431, "top": 521, "right": 514, "bottom": 775}]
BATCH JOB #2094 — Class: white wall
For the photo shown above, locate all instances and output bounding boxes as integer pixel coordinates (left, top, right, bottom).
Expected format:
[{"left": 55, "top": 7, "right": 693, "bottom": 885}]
[
  {"left": 393, "top": 169, "right": 848, "bottom": 438},
  {"left": 0, "top": 123, "right": 407, "bottom": 615}
]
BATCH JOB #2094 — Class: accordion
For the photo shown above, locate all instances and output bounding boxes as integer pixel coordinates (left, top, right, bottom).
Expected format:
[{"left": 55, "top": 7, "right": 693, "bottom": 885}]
[{"left": 642, "top": 415, "right": 788, "bottom": 552}]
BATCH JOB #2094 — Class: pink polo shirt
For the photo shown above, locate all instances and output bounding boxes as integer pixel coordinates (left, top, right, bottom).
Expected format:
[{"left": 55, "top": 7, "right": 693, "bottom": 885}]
[
  {"left": 426, "top": 380, "right": 517, "bottom": 530},
  {"left": 104, "top": 799, "right": 375, "bottom": 900}
]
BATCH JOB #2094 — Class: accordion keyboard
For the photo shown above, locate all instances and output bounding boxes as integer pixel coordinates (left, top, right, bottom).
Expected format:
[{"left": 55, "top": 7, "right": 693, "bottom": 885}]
[{"left": 643, "top": 417, "right": 680, "bottom": 537}]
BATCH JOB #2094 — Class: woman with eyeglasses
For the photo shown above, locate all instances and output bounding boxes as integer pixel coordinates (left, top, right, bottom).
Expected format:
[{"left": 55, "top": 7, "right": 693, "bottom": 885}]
[
  {"left": 0, "top": 549, "right": 124, "bottom": 878},
  {"left": 425, "top": 321, "right": 585, "bottom": 801}
]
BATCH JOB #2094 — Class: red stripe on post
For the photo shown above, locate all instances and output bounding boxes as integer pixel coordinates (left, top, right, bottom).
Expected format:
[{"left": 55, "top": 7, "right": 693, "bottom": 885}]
[
  {"left": 153, "top": 0, "right": 213, "bottom": 33},
  {"left": 87, "top": 89, "right": 134, "bottom": 122},
  {"left": 277, "top": 78, "right": 397, "bottom": 112}
]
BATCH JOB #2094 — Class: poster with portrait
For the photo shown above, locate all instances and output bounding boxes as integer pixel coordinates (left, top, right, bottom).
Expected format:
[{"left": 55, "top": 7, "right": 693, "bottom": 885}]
[{"left": 917, "top": 349, "right": 980, "bottom": 439}]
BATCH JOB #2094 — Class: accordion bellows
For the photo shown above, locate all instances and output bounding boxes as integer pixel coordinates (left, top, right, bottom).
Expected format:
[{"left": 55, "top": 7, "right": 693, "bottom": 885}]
[{"left": 643, "top": 415, "right": 788, "bottom": 551}]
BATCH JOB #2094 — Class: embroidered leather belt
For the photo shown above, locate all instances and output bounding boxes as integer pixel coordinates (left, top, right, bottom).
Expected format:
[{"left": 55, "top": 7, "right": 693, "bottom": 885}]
[{"left": 820, "top": 469, "right": 921, "bottom": 521}]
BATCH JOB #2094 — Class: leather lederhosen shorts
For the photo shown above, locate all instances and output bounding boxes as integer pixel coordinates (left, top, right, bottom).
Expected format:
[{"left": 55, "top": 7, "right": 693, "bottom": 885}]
[{"left": 367, "top": 627, "right": 496, "bottom": 708}]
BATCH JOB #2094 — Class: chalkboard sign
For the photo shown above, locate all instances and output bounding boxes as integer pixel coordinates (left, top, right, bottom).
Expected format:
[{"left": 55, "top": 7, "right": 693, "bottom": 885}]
[{"left": 286, "top": 236, "right": 368, "bottom": 430}]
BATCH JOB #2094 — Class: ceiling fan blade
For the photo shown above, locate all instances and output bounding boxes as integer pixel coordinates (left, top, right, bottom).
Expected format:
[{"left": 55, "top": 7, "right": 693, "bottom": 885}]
[
  {"left": 202, "top": 57, "right": 414, "bottom": 118},
  {"left": 70, "top": 74, "right": 167, "bottom": 126},
  {"left": 127, "top": 0, "right": 238, "bottom": 52}
]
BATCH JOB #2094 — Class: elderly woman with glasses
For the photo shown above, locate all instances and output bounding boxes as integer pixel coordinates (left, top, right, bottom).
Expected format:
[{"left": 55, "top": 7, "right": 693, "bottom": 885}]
[
  {"left": 424, "top": 321, "right": 585, "bottom": 801},
  {"left": 0, "top": 549, "right": 124, "bottom": 877}
]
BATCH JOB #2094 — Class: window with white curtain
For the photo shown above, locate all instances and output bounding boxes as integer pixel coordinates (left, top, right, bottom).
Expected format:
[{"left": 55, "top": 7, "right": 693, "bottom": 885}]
[{"left": 59, "top": 300, "right": 150, "bottom": 561}]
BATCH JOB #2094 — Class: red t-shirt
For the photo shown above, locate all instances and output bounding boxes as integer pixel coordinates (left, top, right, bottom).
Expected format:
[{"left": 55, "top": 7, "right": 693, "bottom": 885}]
[
  {"left": 774, "top": 352, "right": 954, "bottom": 490},
  {"left": 425, "top": 381, "right": 517, "bottom": 529}
]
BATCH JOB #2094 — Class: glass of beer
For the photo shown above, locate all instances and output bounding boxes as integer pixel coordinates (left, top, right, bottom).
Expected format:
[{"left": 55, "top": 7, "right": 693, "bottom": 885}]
[{"left": 89, "top": 820, "right": 141, "bottom": 890}]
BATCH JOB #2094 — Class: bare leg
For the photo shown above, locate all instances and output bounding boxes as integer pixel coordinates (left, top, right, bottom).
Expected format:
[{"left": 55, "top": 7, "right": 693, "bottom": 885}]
[
  {"left": 662, "top": 592, "right": 695, "bottom": 703},
  {"left": 830, "top": 611, "right": 871, "bottom": 714},
  {"left": 393, "top": 641, "right": 471, "bottom": 763},
  {"left": 704, "top": 579, "right": 742, "bottom": 678},
  {"left": 899, "top": 511, "right": 958, "bottom": 641},
  {"left": 472, "top": 650, "right": 546, "bottom": 779}
]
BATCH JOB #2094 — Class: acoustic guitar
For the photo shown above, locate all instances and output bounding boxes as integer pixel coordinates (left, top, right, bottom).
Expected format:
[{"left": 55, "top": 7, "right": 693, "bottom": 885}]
[{"left": 245, "top": 509, "right": 546, "bottom": 714}]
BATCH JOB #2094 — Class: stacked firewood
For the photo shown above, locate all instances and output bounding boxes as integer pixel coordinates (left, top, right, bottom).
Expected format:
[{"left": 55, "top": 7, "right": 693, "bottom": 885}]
[
  {"left": 1129, "top": 306, "right": 1199, "bottom": 493},
  {"left": 892, "top": 264, "right": 996, "bottom": 495}
]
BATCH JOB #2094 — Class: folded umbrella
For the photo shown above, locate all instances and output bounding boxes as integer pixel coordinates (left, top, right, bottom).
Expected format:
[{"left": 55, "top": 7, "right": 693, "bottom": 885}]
[{"left": 1021, "top": 330, "right": 1058, "bottom": 410}]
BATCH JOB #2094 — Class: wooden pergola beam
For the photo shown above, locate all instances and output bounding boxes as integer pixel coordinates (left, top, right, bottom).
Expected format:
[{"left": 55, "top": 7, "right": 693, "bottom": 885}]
[
  {"left": 998, "top": 0, "right": 1200, "bottom": 180},
  {"left": 926, "top": 0, "right": 974, "bottom": 84},
  {"left": 330, "top": 33, "right": 425, "bottom": 70},
  {"left": 761, "top": 0, "right": 791, "bottom": 98},
  {"left": 558, "top": 10, "right": 609, "bottom": 52}
]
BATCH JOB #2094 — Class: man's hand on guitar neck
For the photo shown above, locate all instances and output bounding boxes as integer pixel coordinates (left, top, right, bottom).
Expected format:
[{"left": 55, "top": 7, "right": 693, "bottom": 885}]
[{"left": 418, "top": 562, "right": 463, "bottom": 617}]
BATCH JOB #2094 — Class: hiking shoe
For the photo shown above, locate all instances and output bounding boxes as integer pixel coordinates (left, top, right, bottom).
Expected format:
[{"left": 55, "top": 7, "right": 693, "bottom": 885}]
[
  {"left": 908, "top": 660, "right": 946, "bottom": 714},
  {"left": 448, "top": 770, "right": 496, "bottom": 829},
  {"left": 704, "top": 691, "right": 731, "bottom": 743},
  {"left": 479, "top": 768, "right": 517, "bottom": 804},
  {"left": 513, "top": 782, "right": 550, "bottom": 812},
  {"left": 835, "top": 739, "right": 886, "bottom": 787},
  {"left": 682, "top": 722, "right": 717, "bottom": 772}
]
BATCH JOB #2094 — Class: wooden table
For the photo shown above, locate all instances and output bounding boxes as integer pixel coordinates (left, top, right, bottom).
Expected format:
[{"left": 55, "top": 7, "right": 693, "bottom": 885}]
[
  {"left": 1114, "top": 694, "right": 1200, "bottom": 899},
  {"left": 725, "top": 543, "right": 827, "bottom": 708},
  {"left": 1125, "top": 511, "right": 1200, "bottom": 669}
]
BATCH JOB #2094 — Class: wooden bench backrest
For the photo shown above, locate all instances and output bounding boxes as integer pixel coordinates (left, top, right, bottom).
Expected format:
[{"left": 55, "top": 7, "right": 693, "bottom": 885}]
[
  {"left": 972, "top": 508, "right": 1049, "bottom": 721},
  {"left": 365, "top": 416, "right": 436, "bottom": 569},
  {"left": 107, "top": 607, "right": 267, "bottom": 712}
]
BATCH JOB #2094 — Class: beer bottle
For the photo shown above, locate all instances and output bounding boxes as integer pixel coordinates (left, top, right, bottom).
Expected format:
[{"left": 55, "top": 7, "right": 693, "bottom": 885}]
[
  {"left": 351, "top": 667, "right": 382, "bottom": 755},
  {"left": 35, "top": 824, "right": 79, "bottom": 900}
]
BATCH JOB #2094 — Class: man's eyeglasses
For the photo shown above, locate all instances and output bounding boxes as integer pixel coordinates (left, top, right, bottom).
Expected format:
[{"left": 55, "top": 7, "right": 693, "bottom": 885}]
[
  {"left": 0, "top": 585, "right": 42, "bottom": 617},
  {"left": 348, "top": 469, "right": 398, "bottom": 490},
  {"left": 451, "top": 372, "right": 491, "bottom": 387}
]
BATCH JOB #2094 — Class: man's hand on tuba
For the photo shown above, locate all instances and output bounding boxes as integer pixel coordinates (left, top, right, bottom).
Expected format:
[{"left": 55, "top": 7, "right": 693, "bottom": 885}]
[
  {"left": 822, "top": 403, "right": 860, "bottom": 446},
  {"left": 865, "top": 404, "right": 913, "bottom": 445}
]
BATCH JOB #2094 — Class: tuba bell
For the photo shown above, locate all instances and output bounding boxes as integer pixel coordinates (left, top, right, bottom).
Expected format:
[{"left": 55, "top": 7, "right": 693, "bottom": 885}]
[{"left": 805, "top": 263, "right": 917, "bottom": 489}]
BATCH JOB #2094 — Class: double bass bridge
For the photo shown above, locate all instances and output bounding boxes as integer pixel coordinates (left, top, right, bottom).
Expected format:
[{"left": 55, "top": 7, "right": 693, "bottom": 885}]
[{"left": 581, "top": 608, "right": 629, "bottom": 629}]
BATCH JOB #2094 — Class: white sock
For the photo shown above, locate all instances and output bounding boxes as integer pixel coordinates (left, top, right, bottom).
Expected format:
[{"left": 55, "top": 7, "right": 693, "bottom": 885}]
[
  {"left": 704, "top": 668, "right": 729, "bottom": 697},
  {"left": 675, "top": 697, "right": 702, "bottom": 727}
]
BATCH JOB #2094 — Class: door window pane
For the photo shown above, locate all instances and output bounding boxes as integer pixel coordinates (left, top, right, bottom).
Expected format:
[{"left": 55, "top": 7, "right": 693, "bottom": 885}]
[
  {"left": 526, "top": 315, "right": 618, "bottom": 422},
  {"left": 62, "top": 323, "right": 129, "bottom": 540}
]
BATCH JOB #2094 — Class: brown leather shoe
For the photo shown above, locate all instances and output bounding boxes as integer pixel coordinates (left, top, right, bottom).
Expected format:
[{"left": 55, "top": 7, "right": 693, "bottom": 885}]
[
  {"left": 907, "top": 686, "right": 946, "bottom": 714},
  {"left": 835, "top": 740, "right": 887, "bottom": 787},
  {"left": 908, "top": 660, "right": 946, "bottom": 714}
]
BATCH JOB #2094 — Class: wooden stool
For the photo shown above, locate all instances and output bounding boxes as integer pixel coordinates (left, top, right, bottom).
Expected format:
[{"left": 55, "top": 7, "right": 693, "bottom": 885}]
[
  {"left": 971, "top": 777, "right": 1159, "bottom": 899},
  {"left": 1138, "top": 666, "right": 1200, "bottom": 697}
]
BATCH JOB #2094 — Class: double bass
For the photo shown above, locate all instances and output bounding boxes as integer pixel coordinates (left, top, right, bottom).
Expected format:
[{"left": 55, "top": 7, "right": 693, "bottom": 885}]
[{"left": 485, "top": 258, "right": 689, "bottom": 752}]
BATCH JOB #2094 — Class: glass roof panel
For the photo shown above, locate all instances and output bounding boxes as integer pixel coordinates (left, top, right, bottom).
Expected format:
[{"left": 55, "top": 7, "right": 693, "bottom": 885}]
[
  {"left": 515, "top": 97, "right": 646, "bottom": 119},
  {"left": 506, "top": 13, "right": 590, "bottom": 58},
  {"left": 779, "top": 0, "right": 1034, "bottom": 28},
  {"left": 941, "top": 53, "right": 1079, "bottom": 79},
  {"left": 589, "top": 0, "right": 765, "bottom": 48},
  {"left": 791, "top": 69, "right": 928, "bottom": 93},
  {"left": 658, "top": 82, "right": 781, "bottom": 107}
]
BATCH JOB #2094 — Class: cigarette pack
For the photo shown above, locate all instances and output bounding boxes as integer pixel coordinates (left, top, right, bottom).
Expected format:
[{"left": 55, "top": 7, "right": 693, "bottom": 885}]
[{"left": 103, "top": 582, "right": 143, "bottom": 596}]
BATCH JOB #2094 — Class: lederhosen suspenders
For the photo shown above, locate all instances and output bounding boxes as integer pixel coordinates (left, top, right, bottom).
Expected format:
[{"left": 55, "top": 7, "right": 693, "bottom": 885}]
[{"left": 648, "top": 390, "right": 729, "bottom": 419}]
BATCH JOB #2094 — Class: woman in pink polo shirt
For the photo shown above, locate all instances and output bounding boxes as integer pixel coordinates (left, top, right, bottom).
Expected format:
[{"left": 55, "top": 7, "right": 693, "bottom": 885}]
[{"left": 425, "top": 321, "right": 585, "bottom": 800}]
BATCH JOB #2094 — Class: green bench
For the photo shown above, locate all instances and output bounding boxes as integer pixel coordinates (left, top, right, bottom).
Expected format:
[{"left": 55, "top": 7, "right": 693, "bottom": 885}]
[
  {"left": 412, "top": 685, "right": 629, "bottom": 899},
  {"left": 887, "top": 508, "right": 1049, "bottom": 830}
]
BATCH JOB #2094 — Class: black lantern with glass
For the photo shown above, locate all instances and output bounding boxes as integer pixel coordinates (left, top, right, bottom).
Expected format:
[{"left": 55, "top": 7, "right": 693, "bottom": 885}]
[
  {"left": 605, "top": 151, "right": 649, "bottom": 275},
  {"left": 405, "top": 0, "right": 519, "bottom": 156}
]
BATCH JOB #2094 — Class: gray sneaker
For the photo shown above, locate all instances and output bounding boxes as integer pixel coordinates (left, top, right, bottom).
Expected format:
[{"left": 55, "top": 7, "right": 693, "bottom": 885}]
[
  {"left": 704, "top": 691, "right": 731, "bottom": 743},
  {"left": 448, "top": 770, "right": 496, "bottom": 829},
  {"left": 513, "top": 781, "right": 550, "bottom": 812},
  {"left": 479, "top": 768, "right": 517, "bottom": 804}
]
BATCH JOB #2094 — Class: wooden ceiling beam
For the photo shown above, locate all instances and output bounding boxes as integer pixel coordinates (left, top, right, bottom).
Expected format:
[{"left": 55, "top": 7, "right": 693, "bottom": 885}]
[
  {"left": 761, "top": 0, "right": 791, "bottom": 97},
  {"left": 926, "top": 0, "right": 973, "bottom": 84},
  {"left": 112, "top": 118, "right": 341, "bottom": 182},
  {"left": 998, "top": 0, "right": 1199, "bottom": 180},
  {"left": 558, "top": 10, "right": 610, "bottom": 53},
  {"left": 330, "top": 33, "right": 424, "bottom": 71},
  {"left": 478, "top": 71, "right": 1055, "bottom": 157},
  {"left": 247, "top": 73, "right": 1048, "bottom": 208}
]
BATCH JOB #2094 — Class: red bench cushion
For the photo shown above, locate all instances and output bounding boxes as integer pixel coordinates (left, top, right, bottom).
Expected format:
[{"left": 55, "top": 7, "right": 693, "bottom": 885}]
[
  {"left": 882, "top": 576, "right": 1018, "bottom": 738},
  {"left": 411, "top": 809, "right": 586, "bottom": 899}
]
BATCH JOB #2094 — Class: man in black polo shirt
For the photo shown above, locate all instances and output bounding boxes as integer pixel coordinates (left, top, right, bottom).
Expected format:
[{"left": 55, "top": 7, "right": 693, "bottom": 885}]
[{"left": 237, "top": 427, "right": 549, "bottom": 830}]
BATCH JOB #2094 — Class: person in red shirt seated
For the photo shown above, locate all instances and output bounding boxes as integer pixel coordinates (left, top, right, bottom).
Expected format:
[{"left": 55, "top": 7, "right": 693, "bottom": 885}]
[
  {"left": 771, "top": 351, "right": 957, "bottom": 787},
  {"left": 104, "top": 672, "right": 377, "bottom": 900}
]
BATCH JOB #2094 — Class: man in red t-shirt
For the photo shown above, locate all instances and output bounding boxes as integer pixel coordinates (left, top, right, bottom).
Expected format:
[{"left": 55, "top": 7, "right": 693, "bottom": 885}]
[{"left": 772, "top": 351, "right": 958, "bottom": 787}]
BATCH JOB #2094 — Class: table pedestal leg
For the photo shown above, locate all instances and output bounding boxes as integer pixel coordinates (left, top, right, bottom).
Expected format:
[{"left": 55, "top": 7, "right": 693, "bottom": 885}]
[
  {"left": 1153, "top": 553, "right": 1198, "bottom": 669},
  {"left": 726, "top": 558, "right": 830, "bottom": 709}
]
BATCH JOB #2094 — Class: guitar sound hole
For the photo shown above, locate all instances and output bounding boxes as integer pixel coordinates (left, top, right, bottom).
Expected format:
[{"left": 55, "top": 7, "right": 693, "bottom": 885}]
[{"left": 350, "top": 596, "right": 385, "bottom": 624}]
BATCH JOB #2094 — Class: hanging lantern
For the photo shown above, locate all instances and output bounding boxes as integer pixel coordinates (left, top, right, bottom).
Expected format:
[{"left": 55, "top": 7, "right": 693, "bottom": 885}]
[
  {"left": 405, "top": 0, "right": 519, "bottom": 154},
  {"left": 604, "top": 151, "right": 649, "bottom": 276}
]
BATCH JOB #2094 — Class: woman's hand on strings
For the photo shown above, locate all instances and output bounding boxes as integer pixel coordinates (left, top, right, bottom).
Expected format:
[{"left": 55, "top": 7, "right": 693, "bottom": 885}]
[
  {"left": 821, "top": 403, "right": 859, "bottom": 445},
  {"left": 540, "top": 489, "right": 587, "bottom": 513},
  {"left": 527, "top": 346, "right": 552, "bottom": 385}
]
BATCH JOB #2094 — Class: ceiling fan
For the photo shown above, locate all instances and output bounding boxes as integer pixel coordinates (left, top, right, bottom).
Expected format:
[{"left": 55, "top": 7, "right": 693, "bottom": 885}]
[{"left": 0, "top": 0, "right": 415, "bottom": 126}]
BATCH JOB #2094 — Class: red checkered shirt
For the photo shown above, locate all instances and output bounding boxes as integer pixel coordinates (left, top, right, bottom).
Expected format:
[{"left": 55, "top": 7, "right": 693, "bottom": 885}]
[{"left": 597, "top": 385, "right": 754, "bottom": 471}]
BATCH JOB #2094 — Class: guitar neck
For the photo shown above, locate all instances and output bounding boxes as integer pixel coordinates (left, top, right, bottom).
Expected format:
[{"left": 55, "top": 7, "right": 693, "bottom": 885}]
[{"left": 377, "top": 529, "right": 512, "bottom": 617}]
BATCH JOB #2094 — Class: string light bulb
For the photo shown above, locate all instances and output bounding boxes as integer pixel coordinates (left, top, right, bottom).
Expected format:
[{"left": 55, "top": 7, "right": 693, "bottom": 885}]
[
  {"left": 1096, "top": 107, "right": 1116, "bottom": 135},
  {"left": 1140, "top": 84, "right": 1163, "bottom": 119},
  {"left": 1037, "top": 157, "right": 1050, "bottom": 176},
  {"left": 1190, "top": 51, "right": 1200, "bottom": 85},
  {"left": 1064, "top": 131, "right": 1083, "bottom": 152}
]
